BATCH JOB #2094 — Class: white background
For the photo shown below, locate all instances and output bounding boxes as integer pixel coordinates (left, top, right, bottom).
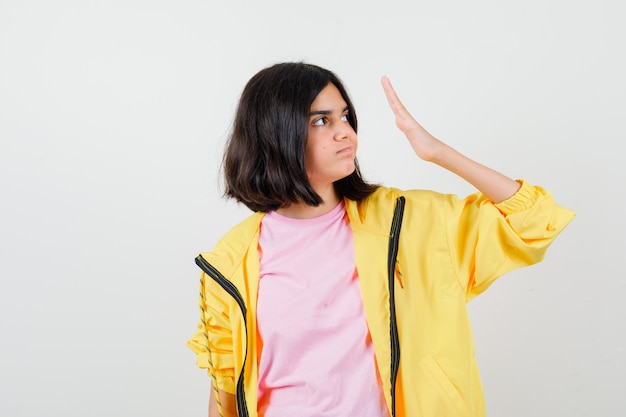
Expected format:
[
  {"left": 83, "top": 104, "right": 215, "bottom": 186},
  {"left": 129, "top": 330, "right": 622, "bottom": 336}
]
[{"left": 1, "top": 0, "right": 624, "bottom": 416}]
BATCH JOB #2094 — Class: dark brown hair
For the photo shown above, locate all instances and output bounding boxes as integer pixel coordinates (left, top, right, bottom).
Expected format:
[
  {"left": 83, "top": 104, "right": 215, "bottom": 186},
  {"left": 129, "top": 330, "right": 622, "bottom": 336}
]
[{"left": 223, "top": 62, "right": 378, "bottom": 212}]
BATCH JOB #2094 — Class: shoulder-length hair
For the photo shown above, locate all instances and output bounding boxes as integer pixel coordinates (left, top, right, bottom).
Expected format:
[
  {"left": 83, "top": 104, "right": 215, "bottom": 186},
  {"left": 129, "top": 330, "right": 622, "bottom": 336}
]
[{"left": 222, "top": 62, "right": 378, "bottom": 212}]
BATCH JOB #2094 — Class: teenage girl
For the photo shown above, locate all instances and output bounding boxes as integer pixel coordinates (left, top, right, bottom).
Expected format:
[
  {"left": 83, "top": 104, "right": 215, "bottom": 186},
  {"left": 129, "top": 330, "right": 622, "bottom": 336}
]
[{"left": 188, "top": 62, "right": 574, "bottom": 417}]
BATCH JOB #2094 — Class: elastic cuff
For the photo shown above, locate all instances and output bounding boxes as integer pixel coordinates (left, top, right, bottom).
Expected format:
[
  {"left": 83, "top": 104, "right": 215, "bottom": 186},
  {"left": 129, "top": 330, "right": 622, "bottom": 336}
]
[
  {"left": 494, "top": 179, "right": 538, "bottom": 215},
  {"left": 213, "top": 374, "right": 236, "bottom": 394}
]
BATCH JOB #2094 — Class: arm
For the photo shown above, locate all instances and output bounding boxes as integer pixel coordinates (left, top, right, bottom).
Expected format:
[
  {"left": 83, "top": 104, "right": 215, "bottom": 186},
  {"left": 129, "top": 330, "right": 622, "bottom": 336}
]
[
  {"left": 187, "top": 270, "right": 239, "bottom": 417},
  {"left": 208, "top": 386, "right": 237, "bottom": 417},
  {"left": 381, "top": 76, "right": 520, "bottom": 203}
]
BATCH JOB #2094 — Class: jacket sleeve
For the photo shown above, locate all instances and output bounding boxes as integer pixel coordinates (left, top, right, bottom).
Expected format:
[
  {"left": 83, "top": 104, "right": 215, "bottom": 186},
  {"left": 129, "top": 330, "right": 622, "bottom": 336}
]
[
  {"left": 186, "top": 271, "right": 236, "bottom": 394},
  {"left": 442, "top": 180, "right": 575, "bottom": 301}
]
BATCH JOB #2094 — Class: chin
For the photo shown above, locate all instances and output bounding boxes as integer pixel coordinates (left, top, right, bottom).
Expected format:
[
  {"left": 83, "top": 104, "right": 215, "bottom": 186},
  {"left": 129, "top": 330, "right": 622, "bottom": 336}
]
[{"left": 339, "top": 166, "right": 356, "bottom": 181}]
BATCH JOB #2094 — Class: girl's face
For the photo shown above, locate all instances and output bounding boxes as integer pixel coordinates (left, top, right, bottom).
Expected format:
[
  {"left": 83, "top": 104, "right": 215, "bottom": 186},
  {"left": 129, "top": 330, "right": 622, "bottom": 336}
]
[{"left": 305, "top": 83, "right": 358, "bottom": 191}]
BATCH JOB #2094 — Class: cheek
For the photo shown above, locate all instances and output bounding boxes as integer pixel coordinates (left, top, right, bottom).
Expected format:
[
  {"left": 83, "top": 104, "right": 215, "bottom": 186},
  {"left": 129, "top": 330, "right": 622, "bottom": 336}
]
[{"left": 305, "top": 143, "right": 325, "bottom": 161}]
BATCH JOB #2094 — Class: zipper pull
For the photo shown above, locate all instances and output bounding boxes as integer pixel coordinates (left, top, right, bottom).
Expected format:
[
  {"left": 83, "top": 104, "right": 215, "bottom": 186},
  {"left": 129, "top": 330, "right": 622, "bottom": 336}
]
[{"left": 395, "top": 261, "right": 404, "bottom": 289}]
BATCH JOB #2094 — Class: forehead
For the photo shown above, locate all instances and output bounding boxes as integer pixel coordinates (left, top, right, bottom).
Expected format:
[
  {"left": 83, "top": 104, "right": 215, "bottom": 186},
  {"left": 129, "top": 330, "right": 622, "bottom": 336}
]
[{"left": 310, "top": 83, "right": 347, "bottom": 111}]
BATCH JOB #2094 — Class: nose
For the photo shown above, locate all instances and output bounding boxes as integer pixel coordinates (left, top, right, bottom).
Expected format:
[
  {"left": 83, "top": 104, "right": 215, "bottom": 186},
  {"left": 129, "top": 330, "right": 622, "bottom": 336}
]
[{"left": 334, "top": 121, "right": 354, "bottom": 141}]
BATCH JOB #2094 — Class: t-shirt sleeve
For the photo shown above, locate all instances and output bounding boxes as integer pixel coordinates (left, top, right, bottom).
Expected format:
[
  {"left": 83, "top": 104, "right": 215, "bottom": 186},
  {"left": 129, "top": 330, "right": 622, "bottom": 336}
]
[
  {"left": 186, "top": 271, "right": 236, "bottom": 394},
  {"left": 442, "top": 179, "right": 575, "bottom": 301}
]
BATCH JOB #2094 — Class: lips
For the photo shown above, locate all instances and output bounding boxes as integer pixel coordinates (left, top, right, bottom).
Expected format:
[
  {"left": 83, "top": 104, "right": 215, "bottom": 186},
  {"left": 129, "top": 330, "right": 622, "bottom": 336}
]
[{"left": 337, "top": 146, "right": 354, "bottom": 154}]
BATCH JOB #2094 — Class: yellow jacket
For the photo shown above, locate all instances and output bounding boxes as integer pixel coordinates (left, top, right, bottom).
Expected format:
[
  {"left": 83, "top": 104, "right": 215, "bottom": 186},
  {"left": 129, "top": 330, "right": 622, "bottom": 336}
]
[{"left": 188, "top": 181, "right": 575, "bottom": 417}]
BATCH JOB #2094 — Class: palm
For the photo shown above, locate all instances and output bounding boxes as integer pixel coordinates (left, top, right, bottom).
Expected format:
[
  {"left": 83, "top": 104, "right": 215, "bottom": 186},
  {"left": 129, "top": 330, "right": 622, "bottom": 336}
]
[{"left": 381, "top": 76, "right": 440, "bottom": 161}]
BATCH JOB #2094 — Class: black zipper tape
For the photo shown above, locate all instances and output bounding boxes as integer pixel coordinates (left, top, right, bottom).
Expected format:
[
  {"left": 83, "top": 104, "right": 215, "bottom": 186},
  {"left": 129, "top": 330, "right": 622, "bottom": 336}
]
[{"left": 387, "top": 196, "right": 405, "bottom": 417}]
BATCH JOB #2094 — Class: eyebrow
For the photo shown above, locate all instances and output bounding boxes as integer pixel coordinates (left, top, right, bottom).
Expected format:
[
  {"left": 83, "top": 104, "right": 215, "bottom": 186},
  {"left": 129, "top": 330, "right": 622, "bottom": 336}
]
[{"left": 309, "top": 106, "right": 349, "bottom": 116}]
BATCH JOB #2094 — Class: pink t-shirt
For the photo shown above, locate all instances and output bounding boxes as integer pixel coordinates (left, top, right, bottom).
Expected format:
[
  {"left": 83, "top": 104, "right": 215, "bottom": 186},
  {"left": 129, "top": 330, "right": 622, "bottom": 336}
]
[{"left": 256, "top": 201, "right": 389, "bottom": 417}]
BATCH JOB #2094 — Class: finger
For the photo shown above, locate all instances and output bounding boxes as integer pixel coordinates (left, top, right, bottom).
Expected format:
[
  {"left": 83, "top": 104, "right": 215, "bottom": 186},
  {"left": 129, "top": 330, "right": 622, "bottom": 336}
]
[
  {"left": 381, "top": 76, "right": 409, "bottom": 118},
  {"left": 380, "top": 75, "right": 398, "bottom": 106}
]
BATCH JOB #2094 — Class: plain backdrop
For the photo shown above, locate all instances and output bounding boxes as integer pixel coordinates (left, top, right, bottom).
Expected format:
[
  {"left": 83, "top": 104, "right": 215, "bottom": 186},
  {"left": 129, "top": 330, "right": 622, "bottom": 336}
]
[{"left": 1, "top": 0, "right": 624, "bottom": 416}]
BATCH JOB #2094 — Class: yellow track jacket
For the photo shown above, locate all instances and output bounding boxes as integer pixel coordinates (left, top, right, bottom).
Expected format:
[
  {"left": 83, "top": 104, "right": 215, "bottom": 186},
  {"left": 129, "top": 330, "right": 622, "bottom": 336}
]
[{"left": 188, "top": 181, "right": 575, "bottom": 417}]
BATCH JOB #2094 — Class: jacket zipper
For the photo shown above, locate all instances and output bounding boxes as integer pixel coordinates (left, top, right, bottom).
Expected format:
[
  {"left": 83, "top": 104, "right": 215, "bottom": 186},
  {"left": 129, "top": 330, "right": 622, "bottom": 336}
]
[
  {"left": 196, "top": 255, "right": 250, "bottom": 417},
  {"left": 387, "top": 196, "right": 406, "bottom": 417}
]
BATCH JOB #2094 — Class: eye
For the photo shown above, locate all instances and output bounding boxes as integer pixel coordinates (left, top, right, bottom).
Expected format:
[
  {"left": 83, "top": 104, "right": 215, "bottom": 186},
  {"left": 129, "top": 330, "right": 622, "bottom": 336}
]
[
  {"left": 312, "top": 117, "right": 327, "bottom": 126},
  {"left": 341, "top": 113, "right": 349, "bottom": 122}
]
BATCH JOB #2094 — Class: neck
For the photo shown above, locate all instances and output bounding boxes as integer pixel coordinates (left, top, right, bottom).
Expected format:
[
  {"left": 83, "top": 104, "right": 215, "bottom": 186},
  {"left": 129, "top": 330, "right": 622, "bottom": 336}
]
[{"left": 277, "top": 185, "right": 341, "bottom": 219}]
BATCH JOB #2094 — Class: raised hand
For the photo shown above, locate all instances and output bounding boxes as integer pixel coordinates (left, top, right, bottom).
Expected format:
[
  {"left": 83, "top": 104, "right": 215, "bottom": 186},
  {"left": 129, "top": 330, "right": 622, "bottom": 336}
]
[
  {"left": 381, "top": 75, "right": 520, "bottom": 202},
  {"left": 381, "top": 76, "right": 443, "bottom": 162}
]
